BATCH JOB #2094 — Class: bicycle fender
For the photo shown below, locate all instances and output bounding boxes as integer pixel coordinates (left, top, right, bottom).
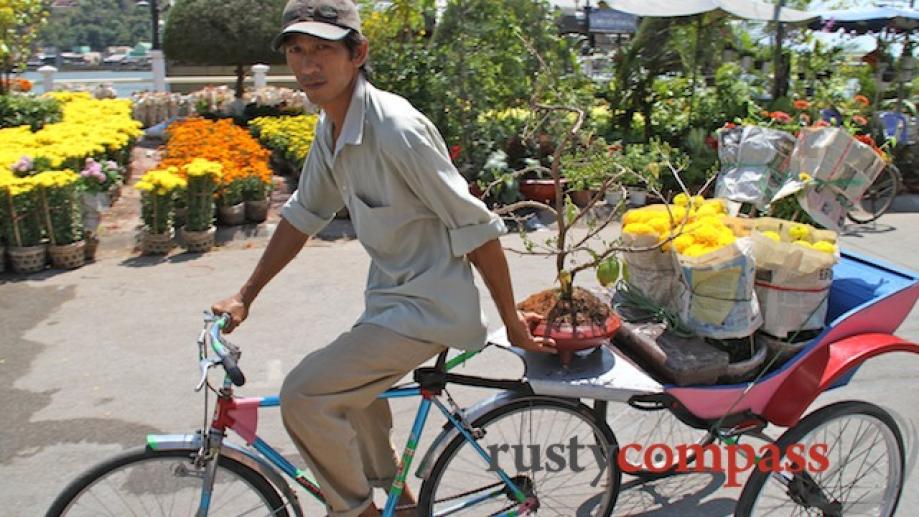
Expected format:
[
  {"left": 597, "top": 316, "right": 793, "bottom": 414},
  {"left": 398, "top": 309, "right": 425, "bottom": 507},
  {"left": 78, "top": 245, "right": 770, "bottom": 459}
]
[
  {"left": 414, "top": 392, "right": 581, "bottom": 480},
  {"left": 762, "top": 333, "right": 919, "bottom": 427},
  {"left": 145, "top": 433, "right": 304, "bottom": 517}
]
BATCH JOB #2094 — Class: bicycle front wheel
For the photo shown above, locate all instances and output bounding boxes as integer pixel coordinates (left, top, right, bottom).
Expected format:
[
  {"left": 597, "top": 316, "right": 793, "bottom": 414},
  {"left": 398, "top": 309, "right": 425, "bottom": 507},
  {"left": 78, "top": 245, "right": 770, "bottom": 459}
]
[
  {"left": 419, "top": 397, "right": 620, "bottom": 516},
  {"left": 46, "top": 447, "right": 290, "bottom": 517},
  {"left": 847, "top": 163, "right": 901, "bottom": 224},
  {"left": 735, "top": 401, "right": 904, "bottom": 517}
]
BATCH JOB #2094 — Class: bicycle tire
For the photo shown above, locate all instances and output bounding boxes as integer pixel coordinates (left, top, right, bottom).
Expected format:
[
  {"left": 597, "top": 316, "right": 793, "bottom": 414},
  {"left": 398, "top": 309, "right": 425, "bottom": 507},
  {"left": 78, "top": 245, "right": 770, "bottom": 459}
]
[
  {"left": 46, "top": 447, "right": 290, "bottom": 517},
  {"left": 606, "top": 406, "right": 714, "bottom": 479},
  {"left": 847, "top": 163, "right": 901, "bottom": 224},
  {"left": 418, "top": 397, "right": 620, "bottom": 516},
  {"left": 735, "top": 401, "right": 904, "bottom": 517}
]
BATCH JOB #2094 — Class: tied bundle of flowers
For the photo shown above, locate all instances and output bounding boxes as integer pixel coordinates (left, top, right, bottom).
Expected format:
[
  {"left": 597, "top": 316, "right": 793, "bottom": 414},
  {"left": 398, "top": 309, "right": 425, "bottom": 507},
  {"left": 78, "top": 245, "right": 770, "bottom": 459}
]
[
  {"left": 33, "top": 170, "right": 83, "bottom": 246},
  {"left": 135, "top": 168, "right": 187, "bottom": 235},
  {"left": 0, "top": 175, "right": 43, "bottom": 247},
  {"left": 182, "top": 158, "right": 223, "bottom": 232},
  {"left": 622, "top": 195, "right": 731, "bottom": 257},
  {"left": 79, "top": 158, "right": 123, "bottom": 193}
]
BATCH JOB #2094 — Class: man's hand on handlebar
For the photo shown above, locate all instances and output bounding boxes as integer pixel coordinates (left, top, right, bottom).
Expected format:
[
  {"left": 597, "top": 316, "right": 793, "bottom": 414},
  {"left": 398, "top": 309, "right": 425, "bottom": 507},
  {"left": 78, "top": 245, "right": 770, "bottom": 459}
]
[{"left": 211, "top": 293, "right": 248, "bottom": 333}]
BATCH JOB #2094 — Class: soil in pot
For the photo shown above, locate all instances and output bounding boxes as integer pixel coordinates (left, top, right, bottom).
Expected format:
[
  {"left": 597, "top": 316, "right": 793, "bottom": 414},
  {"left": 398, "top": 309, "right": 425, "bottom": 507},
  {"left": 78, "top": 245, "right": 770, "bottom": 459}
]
[{"left": 517, "top": 287, "right": 620, "bottom": 366}]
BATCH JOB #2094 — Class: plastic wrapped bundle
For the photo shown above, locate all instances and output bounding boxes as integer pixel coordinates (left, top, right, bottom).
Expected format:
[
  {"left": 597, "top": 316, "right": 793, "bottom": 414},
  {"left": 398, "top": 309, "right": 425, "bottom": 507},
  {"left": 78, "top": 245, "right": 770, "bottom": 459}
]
[{"left": 715, "top": 126, "right": 797, "bottom": 209}]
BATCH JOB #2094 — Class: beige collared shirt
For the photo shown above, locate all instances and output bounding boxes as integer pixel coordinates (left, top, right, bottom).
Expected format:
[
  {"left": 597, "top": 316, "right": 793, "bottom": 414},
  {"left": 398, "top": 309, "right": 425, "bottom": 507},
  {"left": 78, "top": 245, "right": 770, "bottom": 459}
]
[{"left": 281, "top": 75, "right": 507, "bottom": 351}]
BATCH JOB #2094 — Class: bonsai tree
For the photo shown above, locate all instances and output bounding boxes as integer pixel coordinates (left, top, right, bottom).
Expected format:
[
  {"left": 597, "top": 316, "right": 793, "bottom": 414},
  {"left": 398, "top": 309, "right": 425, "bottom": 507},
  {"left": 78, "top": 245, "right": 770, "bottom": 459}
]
[{"left": 163, "top": 0, "right": 285, "bottom": 99}]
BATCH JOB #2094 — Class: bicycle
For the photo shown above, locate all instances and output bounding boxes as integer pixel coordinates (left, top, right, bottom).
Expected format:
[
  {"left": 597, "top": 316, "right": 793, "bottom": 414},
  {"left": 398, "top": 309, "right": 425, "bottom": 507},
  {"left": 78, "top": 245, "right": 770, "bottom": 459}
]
[
  {"left": 846, "top": 161, "right": 902, "bottom": 224},
  {"left": 47, "top": 313, "right": 621, "bottom": 516}
]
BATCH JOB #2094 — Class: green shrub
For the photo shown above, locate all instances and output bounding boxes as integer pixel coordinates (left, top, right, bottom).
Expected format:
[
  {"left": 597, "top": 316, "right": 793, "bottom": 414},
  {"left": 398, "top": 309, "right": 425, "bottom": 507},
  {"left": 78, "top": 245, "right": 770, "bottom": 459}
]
[{"left": 0, "top": 94, "right": 63, "bottom": 131}]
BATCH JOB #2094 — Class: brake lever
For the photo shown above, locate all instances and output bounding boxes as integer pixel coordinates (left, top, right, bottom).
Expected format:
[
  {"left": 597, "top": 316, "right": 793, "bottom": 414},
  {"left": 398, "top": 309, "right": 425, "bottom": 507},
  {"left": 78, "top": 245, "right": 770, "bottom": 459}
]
[{"left": 195, "top": 357, "right": 219, "bottom": 392}]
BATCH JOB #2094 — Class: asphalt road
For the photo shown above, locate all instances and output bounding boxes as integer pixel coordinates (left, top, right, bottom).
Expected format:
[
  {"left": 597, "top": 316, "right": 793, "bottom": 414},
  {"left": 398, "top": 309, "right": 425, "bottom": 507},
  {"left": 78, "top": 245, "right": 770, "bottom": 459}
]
[{"left": 1, "top": 211, "right": 917, "bottom": 516}]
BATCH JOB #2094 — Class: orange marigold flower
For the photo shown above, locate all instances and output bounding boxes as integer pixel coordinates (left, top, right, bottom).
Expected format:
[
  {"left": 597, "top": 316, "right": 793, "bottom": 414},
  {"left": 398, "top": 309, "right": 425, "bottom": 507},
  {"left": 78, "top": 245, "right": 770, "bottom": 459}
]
[
  {"left": 793, "top": 100, "right": 810, "bottom": 110},
  {"left": 770, "top": 111, "right": 792, "bottom": 123},
  {"left": 852, "top": 115, "right": 868, "bottom": 126},
  {"left": 853, "top": 94, "right": 870, "bottom": 107}
]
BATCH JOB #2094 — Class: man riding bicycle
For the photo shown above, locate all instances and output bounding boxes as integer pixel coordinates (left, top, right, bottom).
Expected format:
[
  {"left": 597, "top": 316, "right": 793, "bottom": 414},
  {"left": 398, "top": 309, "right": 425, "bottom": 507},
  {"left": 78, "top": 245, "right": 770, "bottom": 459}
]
[{"left": 211, "top": 1, "right": 556, "bottom": 515}]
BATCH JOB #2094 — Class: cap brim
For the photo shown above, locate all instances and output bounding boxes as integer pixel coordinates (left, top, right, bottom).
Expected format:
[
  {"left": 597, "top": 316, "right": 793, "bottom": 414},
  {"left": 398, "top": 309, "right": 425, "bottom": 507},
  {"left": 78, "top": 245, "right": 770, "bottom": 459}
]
[{"left": 271, "top": 21, "right": 350, "bottom": 51}]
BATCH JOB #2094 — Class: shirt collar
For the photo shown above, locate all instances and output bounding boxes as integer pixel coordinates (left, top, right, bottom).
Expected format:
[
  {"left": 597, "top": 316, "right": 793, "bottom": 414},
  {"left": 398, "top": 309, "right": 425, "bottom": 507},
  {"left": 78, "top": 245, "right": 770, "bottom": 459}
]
[{"left": 333, "top": 73, "right": 367, "bottom": 158}]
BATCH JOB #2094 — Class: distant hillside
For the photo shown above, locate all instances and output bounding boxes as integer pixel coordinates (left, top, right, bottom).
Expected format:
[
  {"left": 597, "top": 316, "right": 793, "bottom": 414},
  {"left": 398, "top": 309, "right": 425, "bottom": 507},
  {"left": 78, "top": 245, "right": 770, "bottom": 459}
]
[{"left": 39, "top": 0, "right": 152, "bottom": 52}]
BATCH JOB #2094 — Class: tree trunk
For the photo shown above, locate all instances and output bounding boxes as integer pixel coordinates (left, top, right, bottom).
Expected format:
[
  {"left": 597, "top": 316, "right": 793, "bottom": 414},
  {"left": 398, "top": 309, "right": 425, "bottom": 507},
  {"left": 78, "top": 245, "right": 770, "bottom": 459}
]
[{"left": 235, "top": 63, "right": 245, "bottom": 99}]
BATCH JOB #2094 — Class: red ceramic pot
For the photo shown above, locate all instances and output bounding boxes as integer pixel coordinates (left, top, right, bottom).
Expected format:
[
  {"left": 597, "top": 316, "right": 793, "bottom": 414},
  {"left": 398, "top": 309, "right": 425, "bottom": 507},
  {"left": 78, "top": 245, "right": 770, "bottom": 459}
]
[
  {"left": 532, "top": 313, "right": 622, "bottom": 366},
  {"left": 519, "top": 179, "right": 567, "bottom": 205}
]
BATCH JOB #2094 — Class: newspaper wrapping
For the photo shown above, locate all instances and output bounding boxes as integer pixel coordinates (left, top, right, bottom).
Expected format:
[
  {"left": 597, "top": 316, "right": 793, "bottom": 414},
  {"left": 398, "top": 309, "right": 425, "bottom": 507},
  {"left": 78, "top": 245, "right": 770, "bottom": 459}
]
[
  {"left": 726, "top": 217, "right": 838, "bottom": 338},
  {"left": 673, "top": 237, "right": 763, "bottom": 339},
  {"left": 781, "top": 127, "right": 886, "bottom": 230},
  {"left": 621, "top": 232, "right": 680, "bottom": 311},
  {"left": 715, "top": 126, "right": 797, "bottom": 209}
]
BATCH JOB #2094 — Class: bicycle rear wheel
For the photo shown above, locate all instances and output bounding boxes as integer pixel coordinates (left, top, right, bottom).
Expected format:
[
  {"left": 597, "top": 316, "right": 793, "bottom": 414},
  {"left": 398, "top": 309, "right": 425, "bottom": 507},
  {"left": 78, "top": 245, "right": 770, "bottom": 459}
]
[
  {"left": 419, "top": 397, "right": 620, "bottom": 516},
  {"left": 735, "top": 401, "right": 904, "bottom": 517},
  {"left": 46, "top": 447, "right": 290, "bottom": 517},
  {"left": 847, "top": 164, "right": 901, "bottom": 224}
]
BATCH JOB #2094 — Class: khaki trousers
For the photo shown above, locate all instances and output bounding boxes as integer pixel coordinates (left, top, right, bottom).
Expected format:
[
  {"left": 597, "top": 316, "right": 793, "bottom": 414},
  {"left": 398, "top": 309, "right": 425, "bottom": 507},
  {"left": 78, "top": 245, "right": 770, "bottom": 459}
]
[{"left": 280, "top": 323, "right": 447, "bottom": 517}]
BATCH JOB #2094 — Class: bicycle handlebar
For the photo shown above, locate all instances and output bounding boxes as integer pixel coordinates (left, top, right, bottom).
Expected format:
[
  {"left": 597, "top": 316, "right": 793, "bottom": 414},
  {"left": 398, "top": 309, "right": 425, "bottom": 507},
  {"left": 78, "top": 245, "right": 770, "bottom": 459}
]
[{"left": 209, "top": 314, "right": 246, "bottom": 387}]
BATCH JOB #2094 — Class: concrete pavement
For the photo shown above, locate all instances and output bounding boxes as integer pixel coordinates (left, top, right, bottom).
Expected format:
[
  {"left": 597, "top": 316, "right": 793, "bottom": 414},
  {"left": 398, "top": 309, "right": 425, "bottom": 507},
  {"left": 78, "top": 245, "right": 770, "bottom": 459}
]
[{"left": 1, "top": 210, "right": 918, "bottom": 516}]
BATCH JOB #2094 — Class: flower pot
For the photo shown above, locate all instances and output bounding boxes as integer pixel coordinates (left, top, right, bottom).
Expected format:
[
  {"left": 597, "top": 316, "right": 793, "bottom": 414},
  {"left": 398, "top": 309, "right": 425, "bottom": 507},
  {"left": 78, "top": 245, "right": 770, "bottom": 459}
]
[
  {"left": 9, "top": 244, "right": 47, "bottom": 274},
  {"left": 519, "top": 179, "right": 566, "bottom": 205},
  {"left": 532, "top": 314, "right": 621, "bottom": 367},
  {"left": 626, "top": 187, "right": 648, "bottom": 207},
  {"left": 181, "top": 226, "right": 216, "bottom": 253},
  {"left": 218, "top": 202, "right": 246, "bottom": 226},
  {"left": 84, "top": 232, "right": 100, "bottom": 261},
  {"left": 718, "top": 337, "right": 768, "bottom": 384},
  {"left": 49, "top": 240, "right": 87, "bottom": 269},
  {"left": 569, "top": 190, "right": 596, "bottom": 207},
  {"left": 245, "top": 199, "right": 269, "bottom": 223},
  {"left": 604, "top": 189, "right": 626, "bottom": 207},
  {"left": 142, "top": 229, "right": 173, "bottom": 256},
  {"left": 81, "top": 191, "right": 111, "bottom": 234}
]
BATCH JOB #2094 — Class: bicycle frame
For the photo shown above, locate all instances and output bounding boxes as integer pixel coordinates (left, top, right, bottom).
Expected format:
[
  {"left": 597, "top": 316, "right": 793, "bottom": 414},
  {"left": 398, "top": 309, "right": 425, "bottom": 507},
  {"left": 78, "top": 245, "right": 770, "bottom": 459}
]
[{"left": 148, "top": 345, "right": 535, "bottom": 517}]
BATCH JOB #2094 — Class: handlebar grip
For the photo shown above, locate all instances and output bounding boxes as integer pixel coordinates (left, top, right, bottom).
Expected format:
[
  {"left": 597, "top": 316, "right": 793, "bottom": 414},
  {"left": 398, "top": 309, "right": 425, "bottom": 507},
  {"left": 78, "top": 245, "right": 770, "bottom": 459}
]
[
  {"left": 221, "top": 351, "right": 247, "bottom": 387},
  {"left": 211, "top": 314, "right": 246, "bottom": 387}
]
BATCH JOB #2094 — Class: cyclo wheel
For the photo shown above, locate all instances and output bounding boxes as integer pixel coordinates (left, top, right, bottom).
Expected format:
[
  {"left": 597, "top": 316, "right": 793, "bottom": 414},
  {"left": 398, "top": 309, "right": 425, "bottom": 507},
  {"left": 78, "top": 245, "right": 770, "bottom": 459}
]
[
  {"left": 604, "top": 404, "right": 714, "bottom": 479},
  {"left": 735, "top": 401, "right": 904, "bottom": 517},
  {"left": 847, "top": 163, "right": 901, "bottom": 224},
  {"left": 419, "top": 396, "right": 620, "bottom": 516},
  {"left": 46, "top": 447, "right": 290, "bottom": 517}
]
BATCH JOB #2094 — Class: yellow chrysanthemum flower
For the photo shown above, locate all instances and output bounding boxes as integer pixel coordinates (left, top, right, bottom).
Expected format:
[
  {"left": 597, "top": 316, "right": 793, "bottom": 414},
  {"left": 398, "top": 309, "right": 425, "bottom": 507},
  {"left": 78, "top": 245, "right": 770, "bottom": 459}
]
[
  {"left": 762, "top": 230, "right": 781, "bottom": 242},
  {"left": 789, "top": 224, "right": 811, "bottom": 241},
  {"left": 623, "top": 223, "right": 658, "bottom": 236},
  {"left": 812, "top": 241, "right": 836, "bottom": 254}
]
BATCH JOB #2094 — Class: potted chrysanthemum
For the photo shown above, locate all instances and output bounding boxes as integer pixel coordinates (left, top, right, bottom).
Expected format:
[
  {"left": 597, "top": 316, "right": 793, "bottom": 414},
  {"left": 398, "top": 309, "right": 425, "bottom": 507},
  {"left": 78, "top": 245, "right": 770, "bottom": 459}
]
[
  {"left": 180, "top": 158, "right": 222, "bottom": 252},
  {"left": 0, "top": 176, "right": 47, "bottom": 273},
  {"left": 217, "top": 177, "right": 246, "bottom": 226},
  {"left": 135, "top": 167, "right": 186, "bottom": 255},
  {"left": 79, "top": 158, "right": 123, "bottom": 260},
  {"left": 34, "top": 170, "right": 86, "bottom": 269},
  {"left": 242, "top": 176, "right": 272, "bottom": 223}
]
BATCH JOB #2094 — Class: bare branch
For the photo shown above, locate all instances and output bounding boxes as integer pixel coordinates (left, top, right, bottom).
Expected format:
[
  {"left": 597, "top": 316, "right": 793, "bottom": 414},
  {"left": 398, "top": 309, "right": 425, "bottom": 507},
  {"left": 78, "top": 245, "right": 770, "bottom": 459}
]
[{"left": 493, "top": 201, "right": 558, "bottom": 217}]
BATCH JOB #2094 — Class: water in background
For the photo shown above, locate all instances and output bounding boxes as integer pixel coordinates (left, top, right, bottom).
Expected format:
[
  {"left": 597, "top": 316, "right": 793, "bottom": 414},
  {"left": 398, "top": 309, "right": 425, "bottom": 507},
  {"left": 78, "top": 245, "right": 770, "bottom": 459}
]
[{"left": 20, "top": 70, "right": 155, "bottom": 98}]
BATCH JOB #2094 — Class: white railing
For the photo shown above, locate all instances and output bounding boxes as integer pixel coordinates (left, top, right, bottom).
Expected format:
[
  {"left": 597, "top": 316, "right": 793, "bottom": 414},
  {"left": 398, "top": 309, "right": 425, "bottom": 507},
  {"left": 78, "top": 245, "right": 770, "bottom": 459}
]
[{"left": 37, "top": 54, "right": 293, "bottom": 94}]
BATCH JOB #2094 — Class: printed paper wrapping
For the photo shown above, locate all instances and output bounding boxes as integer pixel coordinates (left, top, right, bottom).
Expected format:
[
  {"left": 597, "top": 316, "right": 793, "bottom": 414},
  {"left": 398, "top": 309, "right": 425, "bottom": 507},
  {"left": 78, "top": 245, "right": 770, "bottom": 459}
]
[{"left": 674, "top": 237, "right": 762, "bottom": 339}]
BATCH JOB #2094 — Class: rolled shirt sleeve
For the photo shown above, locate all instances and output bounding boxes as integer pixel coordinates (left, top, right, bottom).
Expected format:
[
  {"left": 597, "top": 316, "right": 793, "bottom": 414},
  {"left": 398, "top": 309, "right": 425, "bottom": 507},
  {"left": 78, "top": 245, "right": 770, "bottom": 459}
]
[
  {"left": 280, "top": 141, "right": 344, "bottom": 236},
  {"left": 386, "top": 119, "right": 506, "bottom": 257}
]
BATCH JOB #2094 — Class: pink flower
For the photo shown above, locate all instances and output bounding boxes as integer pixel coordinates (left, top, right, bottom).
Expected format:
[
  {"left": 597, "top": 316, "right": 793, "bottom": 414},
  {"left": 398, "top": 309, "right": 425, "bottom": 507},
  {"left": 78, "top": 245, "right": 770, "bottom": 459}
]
[{"left": 13, "top": 155, "right": 33, "bottom": 173}]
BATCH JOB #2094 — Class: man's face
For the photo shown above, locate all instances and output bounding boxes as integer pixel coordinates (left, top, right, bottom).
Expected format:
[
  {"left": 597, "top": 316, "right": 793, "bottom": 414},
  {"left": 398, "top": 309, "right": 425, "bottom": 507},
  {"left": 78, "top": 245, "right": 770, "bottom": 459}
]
[{"left": 282, "top": 32, "right": 367, "bottom": 107}]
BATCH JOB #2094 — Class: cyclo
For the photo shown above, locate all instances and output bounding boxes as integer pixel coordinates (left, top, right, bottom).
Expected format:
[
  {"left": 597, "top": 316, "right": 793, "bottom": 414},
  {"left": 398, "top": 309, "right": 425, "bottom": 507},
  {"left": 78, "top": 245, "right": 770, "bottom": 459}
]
[{"left": 48, "top": 249, "right": 919, "bottom": 516}]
